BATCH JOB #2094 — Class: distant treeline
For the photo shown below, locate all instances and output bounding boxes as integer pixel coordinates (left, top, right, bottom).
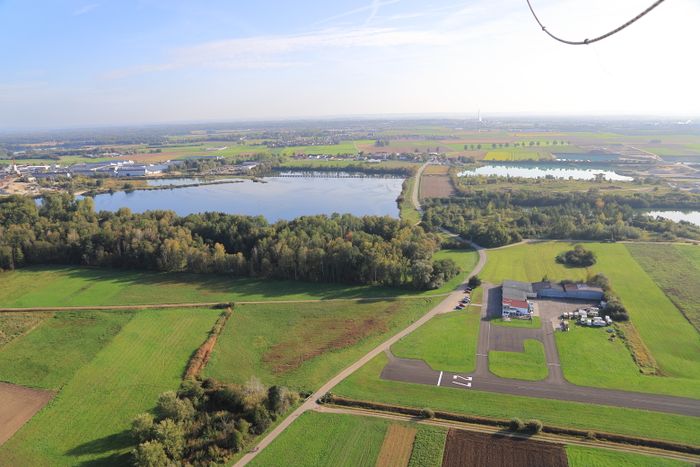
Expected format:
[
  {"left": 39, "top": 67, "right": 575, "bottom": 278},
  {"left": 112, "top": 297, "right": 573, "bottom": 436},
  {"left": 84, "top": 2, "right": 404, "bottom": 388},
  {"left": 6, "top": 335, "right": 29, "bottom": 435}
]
[
  {"left": 277, "top": 163, "right": 416, "bottom": 177},
  {"left": 0, "top": 194, "right": 458, "bottom": 290},
  {"left": 422, "top": 189, "right": 700, "bottom": 247}
]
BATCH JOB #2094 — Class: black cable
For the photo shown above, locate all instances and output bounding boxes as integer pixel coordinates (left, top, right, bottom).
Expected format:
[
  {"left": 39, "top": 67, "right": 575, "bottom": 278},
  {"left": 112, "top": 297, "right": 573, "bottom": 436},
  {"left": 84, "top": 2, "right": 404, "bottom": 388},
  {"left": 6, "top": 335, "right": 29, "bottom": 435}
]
[{"left": 526, "top": 0, "right": 668, "bottom": 45}]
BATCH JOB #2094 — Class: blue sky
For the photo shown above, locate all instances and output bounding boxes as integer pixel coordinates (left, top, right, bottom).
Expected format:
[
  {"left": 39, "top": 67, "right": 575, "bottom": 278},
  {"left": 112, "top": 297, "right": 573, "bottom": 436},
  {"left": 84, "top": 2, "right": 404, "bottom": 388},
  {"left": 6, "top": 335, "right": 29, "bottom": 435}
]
[{"left": 0, "top": 0, "right": 698, "bottom": 129}]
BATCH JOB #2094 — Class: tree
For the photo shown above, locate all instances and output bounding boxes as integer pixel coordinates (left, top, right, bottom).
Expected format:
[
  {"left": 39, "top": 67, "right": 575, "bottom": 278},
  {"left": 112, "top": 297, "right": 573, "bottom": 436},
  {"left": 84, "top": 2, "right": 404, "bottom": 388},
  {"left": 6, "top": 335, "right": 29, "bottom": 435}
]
[
  {"left": 132, "top": 441, "right": 169, "bottom": 467},
  {"left": 155, "top": 391, "right": 194, "bottom": 422},
  {"left": 154, "top": 419, "right": 185, "bottom": 460},
  {"left": 468, "top": 275, "right": 482, "bottom": 288},
  {"left": 131, "top": 413, "right": 155, "bottom": 443},
  {"left": 556, "top": 245, "right": 596, "bottom": 267},
  {"left": 509, "top": 418, "right": 525, "bottom": 431},
  {"left": 525, "top": 419, "right": 544, "bottom": 433}
]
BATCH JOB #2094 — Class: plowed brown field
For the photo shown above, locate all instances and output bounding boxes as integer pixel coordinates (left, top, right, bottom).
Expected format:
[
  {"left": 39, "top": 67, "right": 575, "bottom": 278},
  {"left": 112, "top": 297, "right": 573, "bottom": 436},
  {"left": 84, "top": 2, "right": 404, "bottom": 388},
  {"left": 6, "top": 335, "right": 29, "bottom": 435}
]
[
  {"left": 442, "top": 429, "right": 568, "bottom": 467},
  {"left": 0, "top": 382, "right": 54, "bottom": 446},
  {"left": 376, "top": 424, "right": 418, "bottom": 467}
]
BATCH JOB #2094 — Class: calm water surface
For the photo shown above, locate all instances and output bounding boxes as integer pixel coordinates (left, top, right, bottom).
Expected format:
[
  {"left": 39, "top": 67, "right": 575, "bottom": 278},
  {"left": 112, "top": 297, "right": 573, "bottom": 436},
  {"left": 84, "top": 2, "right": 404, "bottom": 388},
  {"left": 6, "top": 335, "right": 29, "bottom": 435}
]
[
  {"left": 89, "top": 177, "right": 404, "bottom": 221},
  {"left": 459, "top": 163, "right": 632, "bottom": 181},
  {"left": 647, "top": 211, "right": 700, "bottom": 226}
]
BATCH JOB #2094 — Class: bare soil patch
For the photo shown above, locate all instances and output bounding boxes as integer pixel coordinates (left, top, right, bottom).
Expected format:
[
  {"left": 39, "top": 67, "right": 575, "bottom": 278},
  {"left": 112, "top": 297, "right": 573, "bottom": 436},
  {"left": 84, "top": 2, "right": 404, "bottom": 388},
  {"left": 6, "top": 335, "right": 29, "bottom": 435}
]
[
  {"left": 376, "top": 424, "right": 418, "bottom": 467},
  {"left": 0, "top": 382, "right": 54, "bottom": 446},
  {"left": 442, "top": 429, "right": 568, "bottom": 467},
  {"left": 420, "top": 175, "right": 455, "bottom": 199}
]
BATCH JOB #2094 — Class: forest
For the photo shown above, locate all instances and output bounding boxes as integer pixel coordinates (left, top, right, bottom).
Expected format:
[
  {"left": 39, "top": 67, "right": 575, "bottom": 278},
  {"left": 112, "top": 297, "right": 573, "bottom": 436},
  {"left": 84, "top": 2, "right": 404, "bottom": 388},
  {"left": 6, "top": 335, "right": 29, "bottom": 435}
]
[
  {"left": 422, "top": 188, "right": 700, "bottom": 247},
  {"left": 0, "top": 194, "right": 458, "bottom": 290}
]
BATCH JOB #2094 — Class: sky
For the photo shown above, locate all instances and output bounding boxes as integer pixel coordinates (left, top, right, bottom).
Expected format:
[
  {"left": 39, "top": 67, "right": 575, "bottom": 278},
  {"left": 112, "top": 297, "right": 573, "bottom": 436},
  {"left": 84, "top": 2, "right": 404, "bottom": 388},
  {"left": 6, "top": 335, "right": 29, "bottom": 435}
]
[{"left": 0, "top": 0, "right": 698, "bottom": 129}]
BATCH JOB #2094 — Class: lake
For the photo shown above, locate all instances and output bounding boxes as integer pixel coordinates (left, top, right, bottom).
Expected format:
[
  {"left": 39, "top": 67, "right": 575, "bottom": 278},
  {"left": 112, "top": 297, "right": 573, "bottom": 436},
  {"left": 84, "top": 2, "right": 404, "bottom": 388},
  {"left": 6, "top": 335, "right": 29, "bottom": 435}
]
[
  {"left": 459, "top": 163, "right": 633, "bottom": 181},
  {"left": 647, "top": 211, "right": 700, "bottom": 226},
  {"left": 87, "top": 176, "right": 404, "bottom": 221},
  {"left": 146, "top": 177, "right": 242, "bottom": 186}
]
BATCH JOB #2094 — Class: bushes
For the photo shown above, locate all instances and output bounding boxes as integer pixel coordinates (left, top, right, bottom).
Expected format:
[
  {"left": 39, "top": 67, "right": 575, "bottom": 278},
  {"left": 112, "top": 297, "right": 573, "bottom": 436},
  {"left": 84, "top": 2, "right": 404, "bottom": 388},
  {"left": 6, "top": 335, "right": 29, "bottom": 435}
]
[
  {"left": 468, "top": 275, "right": 482, "bottom": 288},
  {"left": 556, "top": 245, "right": 596, "bottom": 267},
  {"left": 130, "top": 377, "right": 299, "bottom": 466},
  {"left": 509, "top": 418, "right": 525, "bottom": 431},
  {"left": 509, "top": 418, "right": 543, "bottom": 434},
  {"left": 420, "top": 408, "right": 435, "bottom": 419}
]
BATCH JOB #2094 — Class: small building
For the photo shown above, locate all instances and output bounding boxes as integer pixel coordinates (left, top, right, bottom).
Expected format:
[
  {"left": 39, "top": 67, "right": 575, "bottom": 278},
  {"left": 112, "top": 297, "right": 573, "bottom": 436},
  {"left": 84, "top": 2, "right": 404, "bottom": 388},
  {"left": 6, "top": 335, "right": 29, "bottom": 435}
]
[{"left": 500, "top": 279, "right": 604, "bottom": 319}]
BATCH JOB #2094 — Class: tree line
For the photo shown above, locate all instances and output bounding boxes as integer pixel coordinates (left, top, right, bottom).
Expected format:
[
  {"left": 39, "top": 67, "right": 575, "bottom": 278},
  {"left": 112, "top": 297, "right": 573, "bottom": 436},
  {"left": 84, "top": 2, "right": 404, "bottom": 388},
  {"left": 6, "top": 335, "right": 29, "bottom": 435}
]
[
  {"left": 0, "top": 194, "right": 458, "bottom": 290},
  {"left": 422, "top": 188, "right": 700, "bottom": 247}
]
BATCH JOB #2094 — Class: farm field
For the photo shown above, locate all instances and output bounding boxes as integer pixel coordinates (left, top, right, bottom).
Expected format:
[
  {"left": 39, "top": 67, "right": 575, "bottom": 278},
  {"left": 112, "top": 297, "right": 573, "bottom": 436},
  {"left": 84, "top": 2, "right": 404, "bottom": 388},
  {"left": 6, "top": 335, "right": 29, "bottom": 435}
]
[
  {"left": 442, "top": 429, "right": 567, "bottom": 467},
  {"left": 566, "top": 445, "right": 691, "bottom": 467},
  {"left": 556, "top": 325, "right": 699, "bottom": 399},
  {"left": 333, "top": 353, "right": 700, "bottom": 445},
  {"left": 419, "top": 173, "right": 455, "bottom": 199},
  {"left": 407, "top": 425, "right": 447, "bottom": 467},
  {"left": 0, "top": 311, "right": 133, "bottom": 390},
  {"left": 0, "top": 308, "right": 220, "bottom": 466},
  {"left": 484, "top": 150, "right": 551, "bottom": 161},
  {"left": 0, "top": 266, "right": 458, "bottom": 308},
  {"left": 0, "top": 312, "right": 50, "bottom": 347},
  {"left": 204, "top": 299, "right": 436, "bottom": 391},
  {"left": 627, "top": 243, "right": 700, "bottom": 333},
  {"left": 375, "top": 424, "right": 417, "bottom": 467},
  {"left": 488, "top": 339, "right": 548, "bottom": 381},
  {"left": 481, "top": 241, "right": 700, "bottom": 384},
  {"left": 0, "top": 383, "right": 53, "bottom": 446},
  {"left": 248, "top": 411, "right": 388, "bottom": 467},
  {"left": 391, "top": 308, "right": 479, "bottom": 373}
]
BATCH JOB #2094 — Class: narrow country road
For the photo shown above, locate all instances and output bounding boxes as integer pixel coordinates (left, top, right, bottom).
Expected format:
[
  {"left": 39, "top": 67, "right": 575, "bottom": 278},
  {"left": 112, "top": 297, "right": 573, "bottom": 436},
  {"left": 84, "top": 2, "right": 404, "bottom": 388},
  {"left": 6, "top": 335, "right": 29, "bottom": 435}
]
[{"left": 235, "top": 163, "right": 487, "bottom": 466}]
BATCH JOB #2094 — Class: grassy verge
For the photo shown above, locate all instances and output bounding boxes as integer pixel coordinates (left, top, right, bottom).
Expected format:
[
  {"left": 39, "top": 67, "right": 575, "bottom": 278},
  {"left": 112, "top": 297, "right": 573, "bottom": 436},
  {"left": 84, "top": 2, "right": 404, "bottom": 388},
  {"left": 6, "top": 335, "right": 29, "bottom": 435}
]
[
  {"left": 489, "top": 339, "right": 548, "bottom": 381},
  {"left": 248, "top": 411, "right": 388, "bottom": 467},
  {"left": 556, "top": 325, "right": 699, "bottom": 399},
  {"left": 0, "top": 311, "right": 133, "bottom": 390},
  {"left": 0, "top": 308, "right": 221, "bottom": 466},
  {"left": 566, "top": 445, "right": 691, "bottom": 467},
  {"left": 204, "top": 299, "right": 437, "bottom": 391},
  {"left": 407, "top": 425, "right": 447, "bottom": 467},
  {"left": 392, "top": 308, "right": 480, "bottom": 373},
  {"left": 399, "top": 176, "right": 421, "bottom": 225},
  {"left": 333, "top": 353, "right": 700, "bottom": 445},
  {"left": 490, "top": 317, "right": 541, "bottom": 328}
]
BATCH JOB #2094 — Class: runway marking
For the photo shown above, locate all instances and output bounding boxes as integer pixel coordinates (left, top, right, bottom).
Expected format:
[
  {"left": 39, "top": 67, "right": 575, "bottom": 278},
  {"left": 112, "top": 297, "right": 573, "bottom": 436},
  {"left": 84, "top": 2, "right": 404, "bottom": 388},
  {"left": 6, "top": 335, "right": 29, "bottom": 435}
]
[
  {"left": 547, "top": 363, "right": 561, "bottom": 366},
  {"left": 476, "top": 353, "right": 488, "bottom": 357},
  {"left": 437, "top": 371, "right": 443, "bottom": 386},
  {"left": 453, "top": 375, "right": 473, "bottom": 382},
  {"left": 452, "top": 381, "right": 472, "bottom": 388}
]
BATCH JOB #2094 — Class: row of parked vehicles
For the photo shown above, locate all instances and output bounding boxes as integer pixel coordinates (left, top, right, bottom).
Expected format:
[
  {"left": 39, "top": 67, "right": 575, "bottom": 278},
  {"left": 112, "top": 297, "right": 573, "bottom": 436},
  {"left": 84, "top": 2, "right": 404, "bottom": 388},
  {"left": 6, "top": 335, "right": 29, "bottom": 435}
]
[
  {"left": 454, "top": 287, "right": 473, "bottom": 310},
  {"left": 562, "top": 307, "right": 612, "bottom": 327}
]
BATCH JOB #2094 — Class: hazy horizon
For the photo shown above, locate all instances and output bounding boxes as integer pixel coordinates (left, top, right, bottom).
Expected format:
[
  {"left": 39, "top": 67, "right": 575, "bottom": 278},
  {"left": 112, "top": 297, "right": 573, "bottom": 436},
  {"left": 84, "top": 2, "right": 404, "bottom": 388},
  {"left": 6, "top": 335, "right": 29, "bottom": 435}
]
[{"left": 2, "top": 0, "right": 699, "bottom": 129}]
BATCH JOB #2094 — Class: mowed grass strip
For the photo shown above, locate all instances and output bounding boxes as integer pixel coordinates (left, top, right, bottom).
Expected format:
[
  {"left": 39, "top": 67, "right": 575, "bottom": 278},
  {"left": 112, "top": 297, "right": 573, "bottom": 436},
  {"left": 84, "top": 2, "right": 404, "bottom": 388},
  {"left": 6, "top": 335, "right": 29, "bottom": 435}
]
[
  {"left": 489, "top": 339, "right": 548, "bottom": 381},
  {"left": 204, "top": 299, "right": 436, "bottom": 391},
  {"left": 248, "top": 411, "right": 388, "bottom": 467},
  {"left": 407, "top": 425, "right": 447, "bottom": 467},
  {"left": 0, "top": 266, "right": 454, "bottom": 308},
  {"left": 566, "top": 445, "right": 691, "bottom": 467},
  {"left": 627, "top": 244, "right": 700, "bottom": 333},
  {"left": 0, "top": 308, "right": 220, "bottom": 466},
  {"left": 556, "top": 325, "right": 699, "bottom": 399},
  {"left": 490, "top": 317, "right": 541, "bottom": 328},
  {"left": 333, "top": 354, "right": 700, "bottom": 445},
  {"left": 392, "top": 309, "right": 479, "bottom": 373},
  {"left": 0, "top": 311, "right": 133, "bottom": 390},
  {"left": 376, "top": 424, "right": 417, "bottom": 467}
]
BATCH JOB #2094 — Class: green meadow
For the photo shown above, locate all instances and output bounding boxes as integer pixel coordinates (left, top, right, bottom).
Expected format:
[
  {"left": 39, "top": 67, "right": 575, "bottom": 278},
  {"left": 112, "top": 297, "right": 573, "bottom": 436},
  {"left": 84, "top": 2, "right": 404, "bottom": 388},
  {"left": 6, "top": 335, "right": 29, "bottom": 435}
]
[
  {"left": 488, "top": 339, "right": 548, "bottom": 381},
  {"left": 566, "top": 445, "right": 690, "bottom": 467}
]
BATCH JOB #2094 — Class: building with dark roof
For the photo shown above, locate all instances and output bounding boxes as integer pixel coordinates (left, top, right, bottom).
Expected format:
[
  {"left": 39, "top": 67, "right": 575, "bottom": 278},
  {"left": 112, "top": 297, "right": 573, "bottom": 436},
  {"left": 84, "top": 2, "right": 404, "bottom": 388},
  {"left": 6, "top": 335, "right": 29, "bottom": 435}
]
[{"left": 501, "top": 280, "right": 604, "bottom": 318}]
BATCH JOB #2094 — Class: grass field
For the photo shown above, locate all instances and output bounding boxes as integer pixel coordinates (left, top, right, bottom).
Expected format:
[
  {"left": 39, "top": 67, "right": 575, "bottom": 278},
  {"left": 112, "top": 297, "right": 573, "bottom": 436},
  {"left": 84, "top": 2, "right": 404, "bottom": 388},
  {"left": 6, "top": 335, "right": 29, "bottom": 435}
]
[
  {"left": 627, "top": 244, "right": 700, "bottom": 333},
  {"left": 489, "top": 339, "right": 548, "bottom": 381},
  {"left": 399, "top": 176, "right": 421, "bottom": 225},
  {"left": 0, "top": 312, "right": 50, "bottom": 348},
  {"left": 204, "top": 299, "right": 436, "bottom": 391},
  {"left": 0, "top": 311, "right": 133, "bottom": 390},
  {"left": 407, "top": 425, "right": 447, "bottom": 467},
  {"left": 430, "top": 249, "right": 479, "bottom": 293},
  {"left": 333, "top": 353, "right": 700, "bottom": 445},
  {"left": 566, "top": 446, "right": 691, "bottom": 467},
  {"left": 490, "top": 317, "right": 541, "bottom": 328},
  {"left": 0, "top": 266, "right": 458, "bottom": 308},
  {"left": 0, "top": 308, "right": 220, "bottom": 466},
  {"left": 481, "top": 242, "right": 700, "bottom": 385},
  {"left": 391, "top": 308, "right": 479, "bottom": 373},
  {"left": 556, "top": 325, "right": 699, "bottom": 399},
  {"left": 249, "top": 411, "right": 388, "bottom": 467}
]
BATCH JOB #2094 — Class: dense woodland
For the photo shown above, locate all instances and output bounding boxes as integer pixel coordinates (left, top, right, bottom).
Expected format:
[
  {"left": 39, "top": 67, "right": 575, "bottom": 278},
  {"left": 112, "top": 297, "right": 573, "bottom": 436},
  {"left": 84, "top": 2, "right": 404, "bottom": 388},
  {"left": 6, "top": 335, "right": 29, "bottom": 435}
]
[
  {"left": 0, "top": 194, "right": 458, "bottom": 290},
  {"left": 422, "top": 188, "right": 700, "bottom": 247}
]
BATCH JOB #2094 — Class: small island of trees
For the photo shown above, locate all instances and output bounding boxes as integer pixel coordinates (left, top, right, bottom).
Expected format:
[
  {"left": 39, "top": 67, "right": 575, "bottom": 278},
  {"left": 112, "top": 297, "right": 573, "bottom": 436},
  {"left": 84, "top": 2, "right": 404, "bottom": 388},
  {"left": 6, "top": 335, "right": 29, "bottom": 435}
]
[{"left": 556, "top": 245, "right": 597, "bottom": 267}]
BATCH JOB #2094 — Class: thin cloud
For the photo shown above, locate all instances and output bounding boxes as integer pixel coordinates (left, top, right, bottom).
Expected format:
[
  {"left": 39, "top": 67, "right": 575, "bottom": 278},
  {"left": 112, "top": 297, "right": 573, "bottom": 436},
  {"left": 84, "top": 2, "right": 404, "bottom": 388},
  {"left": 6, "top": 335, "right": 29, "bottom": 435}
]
[
  {"left": 73, "top": 3, "right": 99, "bottom": 16},
  {"left": 315, "top": 0, "right": 400, "bottom": 26}
]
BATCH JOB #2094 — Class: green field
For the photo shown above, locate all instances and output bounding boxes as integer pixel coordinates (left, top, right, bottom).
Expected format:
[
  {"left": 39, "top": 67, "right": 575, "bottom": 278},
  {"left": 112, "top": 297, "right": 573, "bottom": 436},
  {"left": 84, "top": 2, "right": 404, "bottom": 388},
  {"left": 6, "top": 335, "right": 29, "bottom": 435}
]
[
  {"left": 481, "top": 242, "right": 700, "bottom": 387},
  {"left": 556, "top": 325, "right": 699, "bottom": 399},
  {"left": 566, "top": 445, "right": 691, "bottom": 467},
  {"left": 391, "top": 308, "right": 479, "bottom": 373},
  {"left": 249, "top": 411, "right": 388, "bottom": 467},
  {"left": 0, "top": 311, "right": 133, "bottom": 390},
  {"left": 204, "top": 299, "right": 436, "bottom": 391},
  {"left": 484, "top": 150, "right": 550, "bottom": 161},
  {"left": 490, "top": 316, "right": 541, "bottom": 328},
  {"left": 0, "top": 266, "right": 457, "bottom": 308},
  {"left": 0, "top": 312, "right": 50, "bottom": 347},
  {"left": 627, "top": 244, "right": 700, "bottom": 333},
  {"left": 333, "top": 353, "right": 700, "bottom": 445},
  {"left": 0, "top": 308, "right": 220, "bottom": 466},
  {"left": 408, "top": 425, "right": 446, "bottom": 467},
  {"left": 489, "top": 339, "right": 548, "bottom": 381}
]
